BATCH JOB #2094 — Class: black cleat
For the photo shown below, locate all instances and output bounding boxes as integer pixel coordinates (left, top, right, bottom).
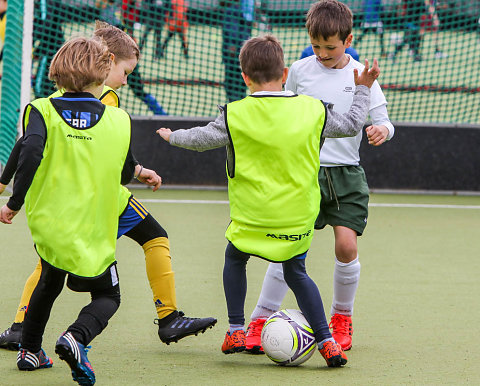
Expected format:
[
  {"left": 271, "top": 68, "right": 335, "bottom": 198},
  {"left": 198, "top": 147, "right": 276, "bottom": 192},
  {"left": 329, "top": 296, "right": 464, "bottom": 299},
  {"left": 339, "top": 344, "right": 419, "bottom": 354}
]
[
  {"left": 0, "top": 322, "right": 22, "bottom": 351},
  {"left": 154, "top": 311, "right": 217, "bottom": 345}
]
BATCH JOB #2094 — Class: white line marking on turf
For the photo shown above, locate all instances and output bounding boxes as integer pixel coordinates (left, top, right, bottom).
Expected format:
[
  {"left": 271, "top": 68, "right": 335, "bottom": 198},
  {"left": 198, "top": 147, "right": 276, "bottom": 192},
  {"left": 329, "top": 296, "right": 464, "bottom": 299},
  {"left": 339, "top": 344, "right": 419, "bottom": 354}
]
[
  {"left": 1, "top": 196, "right": 479, "bottom": 209},
  {"left": 369, "top": 203, "right": 480, "bottom": 209},
  {"left": 135, "top": 198, "right": 480, "bottom": 210},
  {"left": 140, "top": 199, "right": 230, "bottom": 204}
]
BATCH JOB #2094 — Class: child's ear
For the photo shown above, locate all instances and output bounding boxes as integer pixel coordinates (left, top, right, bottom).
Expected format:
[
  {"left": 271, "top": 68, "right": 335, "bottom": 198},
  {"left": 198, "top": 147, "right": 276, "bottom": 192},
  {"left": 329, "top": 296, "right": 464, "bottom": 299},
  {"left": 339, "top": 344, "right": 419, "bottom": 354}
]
[
  {"left": 345, "top": 34, "right": 353, "bottom": 48},
  {"left": 282, "top": 67, "right": 289, "bottom": 84},
  {"left": 241, "top": 72, "right": 251, "bottom": 87}
]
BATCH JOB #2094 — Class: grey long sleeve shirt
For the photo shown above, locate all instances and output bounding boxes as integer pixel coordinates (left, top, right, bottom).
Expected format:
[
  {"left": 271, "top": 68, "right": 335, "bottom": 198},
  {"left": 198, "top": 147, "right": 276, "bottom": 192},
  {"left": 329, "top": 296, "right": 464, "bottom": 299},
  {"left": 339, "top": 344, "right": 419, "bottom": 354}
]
[{"left": 169, "top": 86, "right": 371, "bottom": 157}]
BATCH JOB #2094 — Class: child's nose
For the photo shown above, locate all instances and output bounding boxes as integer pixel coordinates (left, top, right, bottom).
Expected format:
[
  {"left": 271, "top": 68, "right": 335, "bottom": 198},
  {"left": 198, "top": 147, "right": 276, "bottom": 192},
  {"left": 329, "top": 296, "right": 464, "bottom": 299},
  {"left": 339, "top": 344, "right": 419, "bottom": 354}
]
[{"left": 318, "top": 48, "right": 328, "bottom": 58}]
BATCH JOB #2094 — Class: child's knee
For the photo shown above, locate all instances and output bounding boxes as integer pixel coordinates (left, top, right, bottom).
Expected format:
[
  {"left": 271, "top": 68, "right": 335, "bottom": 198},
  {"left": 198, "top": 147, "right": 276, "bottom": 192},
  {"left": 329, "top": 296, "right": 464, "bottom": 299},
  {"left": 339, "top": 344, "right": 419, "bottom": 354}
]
[
  {"left": 282, "top": 259, "right": 307, "bottom": 285},
  {"left": 335, "top": 238, "right": 358, "bottom": 262}
]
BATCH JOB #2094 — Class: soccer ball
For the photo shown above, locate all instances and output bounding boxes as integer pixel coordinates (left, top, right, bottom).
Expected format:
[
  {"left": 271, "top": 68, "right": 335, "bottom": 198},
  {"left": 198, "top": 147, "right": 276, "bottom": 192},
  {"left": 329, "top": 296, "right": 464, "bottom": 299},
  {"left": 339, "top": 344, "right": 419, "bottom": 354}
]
[{"left": 261, "top": 309, "right": 317, "bottom": 366}]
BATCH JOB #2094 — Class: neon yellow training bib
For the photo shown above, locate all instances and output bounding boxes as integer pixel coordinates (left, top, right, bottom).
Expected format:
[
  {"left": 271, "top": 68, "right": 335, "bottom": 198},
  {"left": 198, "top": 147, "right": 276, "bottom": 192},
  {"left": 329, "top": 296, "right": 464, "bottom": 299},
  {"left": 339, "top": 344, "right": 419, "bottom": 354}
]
[
  {"left": 225, "top": 94, "right": 325, "bottom": 261},
  {"left": 24, "top": 97, "right": 130, "bottom": 277}
]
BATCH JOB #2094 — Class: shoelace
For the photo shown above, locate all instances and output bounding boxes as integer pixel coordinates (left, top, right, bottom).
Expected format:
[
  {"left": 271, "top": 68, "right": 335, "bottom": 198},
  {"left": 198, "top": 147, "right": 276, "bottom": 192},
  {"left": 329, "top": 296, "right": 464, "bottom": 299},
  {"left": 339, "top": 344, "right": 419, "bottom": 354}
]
[
  {"left": 329, "top": 315, "right": 350, "bottom": 335},
  {"left": 247, "top": 320, "right": 263, "bottom": 337},
  {"left": 153, "top": 311, "right": 201, "bottom": 328},
  {"left": 177, "top": 311, "right": 199, "bottom": 321}
]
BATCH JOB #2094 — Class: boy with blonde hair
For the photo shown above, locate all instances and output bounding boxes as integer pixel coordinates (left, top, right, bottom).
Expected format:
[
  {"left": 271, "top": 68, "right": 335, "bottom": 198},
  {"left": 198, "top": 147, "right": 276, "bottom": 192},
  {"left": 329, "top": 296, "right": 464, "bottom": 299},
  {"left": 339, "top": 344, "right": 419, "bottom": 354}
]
[
  {"left": 245, "top": 0, "right": 394, "bottom": 354},
  {"left": 0, "top": 21, "right": 216, "bottom": 352},
  {"left": 0, "top": 36, "right": 133, "bottom": 385},
  {"left": 158, "top": 34, "right": 380, "bottom": 367}
]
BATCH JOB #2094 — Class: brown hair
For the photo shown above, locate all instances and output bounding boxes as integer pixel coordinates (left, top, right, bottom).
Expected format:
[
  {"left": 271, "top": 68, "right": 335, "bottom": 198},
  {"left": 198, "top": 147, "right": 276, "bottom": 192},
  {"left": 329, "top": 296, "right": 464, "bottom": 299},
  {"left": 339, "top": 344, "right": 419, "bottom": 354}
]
[
  {"left": 306, "top": 0, "right": 353, "bottom": 42},
  {"left": 49, "top": 36, "right": 112, "bottom": 92},
  {"left": 94, "top": 20, "right": 139, "bottom": 61},
  {"left": 239, "top": 35, "right": 285, "bottom": 84}
]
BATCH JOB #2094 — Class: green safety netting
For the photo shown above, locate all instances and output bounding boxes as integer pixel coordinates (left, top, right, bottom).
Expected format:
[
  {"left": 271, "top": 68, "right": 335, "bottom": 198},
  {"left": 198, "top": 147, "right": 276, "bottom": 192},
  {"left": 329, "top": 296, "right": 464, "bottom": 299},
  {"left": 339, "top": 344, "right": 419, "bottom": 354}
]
[
  {"left": 1, "top": 1, "right": 479, "bottom": 155},
  {"left": 0, "top": 0, "right": 23, "bottom": 164}
]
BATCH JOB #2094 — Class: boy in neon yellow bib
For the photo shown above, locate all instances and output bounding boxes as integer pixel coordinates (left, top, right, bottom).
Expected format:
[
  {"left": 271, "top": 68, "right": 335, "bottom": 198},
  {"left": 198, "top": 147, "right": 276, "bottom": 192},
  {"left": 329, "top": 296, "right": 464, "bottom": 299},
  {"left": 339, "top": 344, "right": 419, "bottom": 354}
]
[
  {"left": 0, "top": 22, "right": 216, "bottom": 351},
  {"left": 158, "top": 35, "right": 380, "bottom": 368},
  {"left": 0, "top": 36, "right": 132, "bottom": 385}
]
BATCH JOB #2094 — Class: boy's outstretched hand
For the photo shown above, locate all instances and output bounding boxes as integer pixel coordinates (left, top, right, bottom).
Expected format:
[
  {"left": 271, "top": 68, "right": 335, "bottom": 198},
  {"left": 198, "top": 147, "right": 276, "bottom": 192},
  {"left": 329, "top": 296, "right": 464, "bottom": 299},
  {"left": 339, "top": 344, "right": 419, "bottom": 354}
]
[
  {"left": 157, "top": 128, "right": 172, "bottom": 142},
  {"left": 353, "top": 58, "right": 380, "bottom": 88}
]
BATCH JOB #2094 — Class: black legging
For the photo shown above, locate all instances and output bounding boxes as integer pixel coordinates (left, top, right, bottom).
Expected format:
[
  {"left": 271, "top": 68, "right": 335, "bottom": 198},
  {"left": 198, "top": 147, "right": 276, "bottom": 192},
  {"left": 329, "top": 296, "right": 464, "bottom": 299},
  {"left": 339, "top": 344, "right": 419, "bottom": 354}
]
[{"left": 223, "top": 242, "right": 331, "bottom": 343}]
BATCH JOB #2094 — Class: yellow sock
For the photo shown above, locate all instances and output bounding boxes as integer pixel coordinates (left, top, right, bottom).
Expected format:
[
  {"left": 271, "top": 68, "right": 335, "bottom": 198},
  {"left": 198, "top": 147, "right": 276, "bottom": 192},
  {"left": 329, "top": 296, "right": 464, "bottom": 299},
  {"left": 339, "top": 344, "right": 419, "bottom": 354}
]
[
  {"left": 143, "top": 237, "right": 177, "bottom": 319},
  {"left": 14, "top": 259, "right": 42, "bottom": 323}
]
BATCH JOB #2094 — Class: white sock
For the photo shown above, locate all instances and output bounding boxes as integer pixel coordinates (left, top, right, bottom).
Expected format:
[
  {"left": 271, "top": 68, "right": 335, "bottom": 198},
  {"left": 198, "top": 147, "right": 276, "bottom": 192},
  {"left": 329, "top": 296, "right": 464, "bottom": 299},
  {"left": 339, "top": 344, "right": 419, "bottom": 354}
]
[
  {"left": 250, "top": 263, "right": 289, "bottom": 321},
  {"left": 330, "top": 256, "right": 361, "bottom": 316}
]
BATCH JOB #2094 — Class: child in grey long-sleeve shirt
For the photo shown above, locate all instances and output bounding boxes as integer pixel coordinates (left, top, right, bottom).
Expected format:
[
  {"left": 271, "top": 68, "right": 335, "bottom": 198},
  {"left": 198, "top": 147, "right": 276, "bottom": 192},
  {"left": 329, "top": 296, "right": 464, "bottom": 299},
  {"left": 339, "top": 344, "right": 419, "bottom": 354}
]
[
  {"left": 158, "top": 78, "right": 374, "bottom": 164},
  {"left": 157, "top": 35, "right": 380, "bottom": 367}
]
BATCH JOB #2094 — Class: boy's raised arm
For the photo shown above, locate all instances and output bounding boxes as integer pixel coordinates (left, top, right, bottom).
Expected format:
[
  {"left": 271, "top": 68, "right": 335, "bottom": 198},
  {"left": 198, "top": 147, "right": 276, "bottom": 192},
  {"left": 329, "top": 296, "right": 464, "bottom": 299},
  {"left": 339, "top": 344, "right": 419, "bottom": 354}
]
[
  {"left": 353, "top": 58, "right": 380, "bottom": 88},
  {"left": 323, "top": 58, "right": 380, "bottom": 139}
]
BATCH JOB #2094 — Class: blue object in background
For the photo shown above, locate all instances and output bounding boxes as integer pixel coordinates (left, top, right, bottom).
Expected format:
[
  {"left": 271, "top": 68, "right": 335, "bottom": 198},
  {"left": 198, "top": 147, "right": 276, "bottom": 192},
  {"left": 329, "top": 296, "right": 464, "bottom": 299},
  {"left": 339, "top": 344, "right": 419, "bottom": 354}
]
[{"left": 300, "top": 45, "right": 360, "bottom": 61}]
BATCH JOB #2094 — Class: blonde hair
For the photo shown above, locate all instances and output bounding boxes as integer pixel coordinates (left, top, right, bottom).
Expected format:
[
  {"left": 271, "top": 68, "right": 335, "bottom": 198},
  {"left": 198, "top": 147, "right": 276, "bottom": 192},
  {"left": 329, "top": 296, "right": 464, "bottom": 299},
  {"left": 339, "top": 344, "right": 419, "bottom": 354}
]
[
  {"left": 306, "top": 0, "right": 353, "bottom": 42},
  {"left": 239, "top": 35, "right": 285, "bottom": 85},
  {"left": 49, "top": 36, "right": 112, "bottom": 92},
  {"left": 94, "top": 20, "right": 139, "bottom": 61}
]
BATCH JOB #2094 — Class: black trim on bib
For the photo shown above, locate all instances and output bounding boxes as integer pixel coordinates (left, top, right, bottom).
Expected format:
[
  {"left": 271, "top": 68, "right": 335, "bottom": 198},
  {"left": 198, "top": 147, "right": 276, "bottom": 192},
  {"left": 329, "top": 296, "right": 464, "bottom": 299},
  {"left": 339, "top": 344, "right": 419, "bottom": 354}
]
[
  {"left": 50, "top": 96, "right": 106, "bottom": 130},
  {"left": 224, "top": 104, "right": 236, "bottom": 178}
]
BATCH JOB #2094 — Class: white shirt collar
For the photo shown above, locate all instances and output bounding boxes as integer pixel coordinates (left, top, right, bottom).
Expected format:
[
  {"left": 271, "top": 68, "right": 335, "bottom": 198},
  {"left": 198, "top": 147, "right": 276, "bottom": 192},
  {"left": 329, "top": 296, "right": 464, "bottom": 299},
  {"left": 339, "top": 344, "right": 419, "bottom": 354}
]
[{"left": 251, "top": 90, "right": 295, "bottom": 96}]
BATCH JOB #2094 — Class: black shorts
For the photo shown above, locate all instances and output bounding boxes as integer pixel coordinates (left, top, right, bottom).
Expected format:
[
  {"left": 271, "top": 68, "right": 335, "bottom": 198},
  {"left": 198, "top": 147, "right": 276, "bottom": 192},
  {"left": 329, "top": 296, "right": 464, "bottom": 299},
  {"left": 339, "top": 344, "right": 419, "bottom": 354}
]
[
  {"left": 66, "top": 263, "right": 119, "bottom": 292},
  {"left": 315, "top": 165, "right": 369, "bottom": 236},
  {"left": 38, "top": 257, "right": 119, "bottom": 293}
]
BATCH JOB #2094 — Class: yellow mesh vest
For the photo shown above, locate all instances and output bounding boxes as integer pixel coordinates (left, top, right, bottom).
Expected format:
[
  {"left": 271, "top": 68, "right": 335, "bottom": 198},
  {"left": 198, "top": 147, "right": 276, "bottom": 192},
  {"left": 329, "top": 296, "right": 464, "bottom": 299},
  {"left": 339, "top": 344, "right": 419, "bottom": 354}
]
[
  {"left": 225, "top": 95, "right": 325, "bottom": 261},
  {"left": 98, "top": 87, "right": 131, "bottom": 215},
  {"left": 24, "top": 98, "right": 131, "bottom": 277},
  {"left": 99, "top": 86, "right": 120, "bottom": 109}
]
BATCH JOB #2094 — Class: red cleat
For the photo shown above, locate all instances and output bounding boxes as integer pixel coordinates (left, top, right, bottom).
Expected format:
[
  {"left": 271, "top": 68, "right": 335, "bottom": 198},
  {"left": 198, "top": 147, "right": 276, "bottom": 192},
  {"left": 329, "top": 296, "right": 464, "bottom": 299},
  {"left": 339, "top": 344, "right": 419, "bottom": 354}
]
[
  {"left": 221, "top": 330, "right": 246, "bottom": 354},
  {"left": 329, "top": 314, "right": 353, "bottom": 351},
  {"left": 319, "top": 340, "right": 348, "bottom": 367},
  {"left": 245, "top": 319, "right": 266, "bottom": 354}
]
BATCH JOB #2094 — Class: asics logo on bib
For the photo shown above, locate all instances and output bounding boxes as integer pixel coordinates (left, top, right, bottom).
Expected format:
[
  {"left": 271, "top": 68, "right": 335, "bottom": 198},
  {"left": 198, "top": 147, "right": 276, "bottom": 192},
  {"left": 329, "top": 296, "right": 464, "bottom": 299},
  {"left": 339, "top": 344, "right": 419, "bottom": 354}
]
[
  {"left": 266, "top": 230, "right": 311, "bottom": 241},
  {"left": 66, "top": 134, "right": 92, "bottom": 140}
]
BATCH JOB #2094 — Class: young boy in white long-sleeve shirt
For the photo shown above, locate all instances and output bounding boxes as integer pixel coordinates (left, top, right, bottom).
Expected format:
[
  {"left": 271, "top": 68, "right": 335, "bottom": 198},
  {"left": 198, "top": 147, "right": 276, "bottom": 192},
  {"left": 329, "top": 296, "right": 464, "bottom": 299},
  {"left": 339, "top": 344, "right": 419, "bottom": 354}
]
[{"left": 244, "top": 0, "right": 395, "bottom": 355}]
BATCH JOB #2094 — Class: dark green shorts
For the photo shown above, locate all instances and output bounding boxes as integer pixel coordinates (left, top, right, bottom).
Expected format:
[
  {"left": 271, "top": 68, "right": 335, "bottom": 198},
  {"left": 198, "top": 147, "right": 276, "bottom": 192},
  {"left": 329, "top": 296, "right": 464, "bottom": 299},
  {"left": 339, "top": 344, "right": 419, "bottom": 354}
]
[{"left": 314, "top": 165, "right": 369, "bottom": 235}]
